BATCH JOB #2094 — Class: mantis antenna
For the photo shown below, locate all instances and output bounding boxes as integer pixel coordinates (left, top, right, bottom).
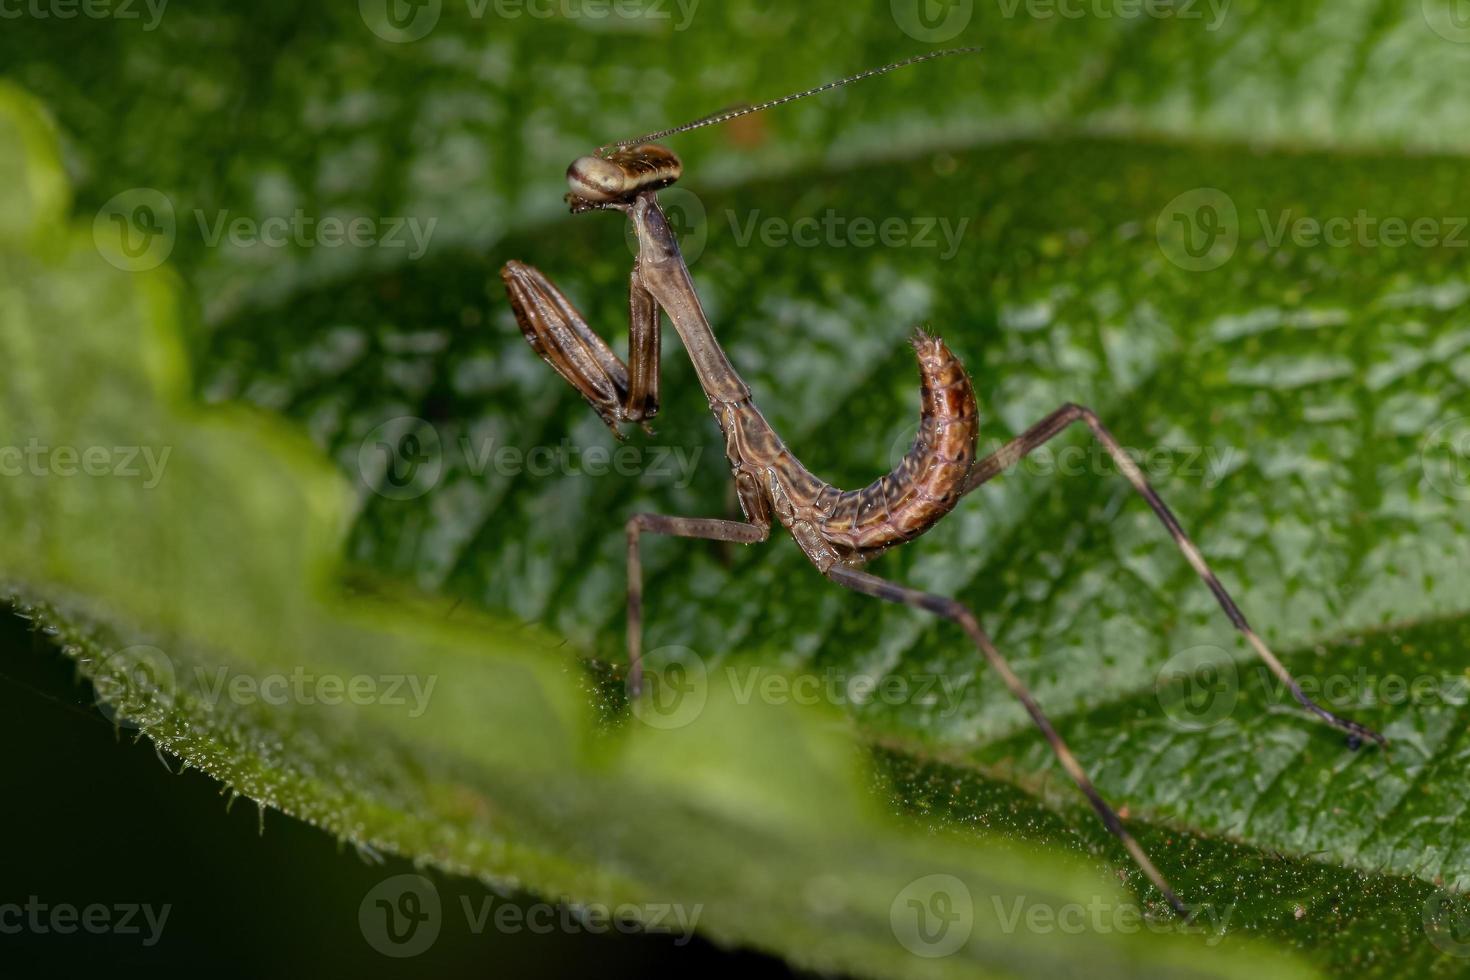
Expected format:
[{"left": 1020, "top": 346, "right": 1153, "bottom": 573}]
[{"left": 596, "top": 46, "right": 981, "bottom": 156}]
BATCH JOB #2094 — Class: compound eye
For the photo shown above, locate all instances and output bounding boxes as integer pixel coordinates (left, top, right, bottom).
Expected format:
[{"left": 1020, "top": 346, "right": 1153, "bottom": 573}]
[{"left": 566, "top": 155, "right": 626, "bottom": 202}]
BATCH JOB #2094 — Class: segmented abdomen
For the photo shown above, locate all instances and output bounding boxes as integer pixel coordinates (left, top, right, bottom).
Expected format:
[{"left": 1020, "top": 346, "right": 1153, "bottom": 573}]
[{"left": 817, "top": 330, "right": 978, "bottom": 558}]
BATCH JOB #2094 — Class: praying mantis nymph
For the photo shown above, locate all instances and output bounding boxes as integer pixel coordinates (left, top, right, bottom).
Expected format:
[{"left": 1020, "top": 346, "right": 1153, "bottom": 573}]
[{"left": 500, "top": 48, "right": 1387, "bottom": 916}]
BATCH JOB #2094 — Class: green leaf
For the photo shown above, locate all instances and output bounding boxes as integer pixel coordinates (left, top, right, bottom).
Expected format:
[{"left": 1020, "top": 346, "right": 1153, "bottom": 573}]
[
  {"left": 200, "top": 136, "right": 1470, "bottom": 974},
  {"left": 5, "top": 1, "right": 1470, "bottom": 975},
  {"left": 0, "top": 83, "right": 1317, "bottom": 979}
]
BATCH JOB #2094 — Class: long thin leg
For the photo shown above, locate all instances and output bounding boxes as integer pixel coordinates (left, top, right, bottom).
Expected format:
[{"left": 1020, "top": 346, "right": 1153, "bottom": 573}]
[
  {"left": 626, "top": 513, "right": 768, "bottom": 696},
  {"left": 827, "top": 563, "right": 1188, "bottom": 916},
  {"left": 964, "top": 402, "right": 1385, "bottom": 748},
  {"left": 502, "top": 260, "right": 660, "bottom": 435}
]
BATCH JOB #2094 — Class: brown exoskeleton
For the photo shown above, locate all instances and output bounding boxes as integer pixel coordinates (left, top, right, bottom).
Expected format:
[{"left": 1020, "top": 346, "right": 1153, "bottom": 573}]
[{"left": 501, "top": 49, "right": 1386, "bottom": 915}]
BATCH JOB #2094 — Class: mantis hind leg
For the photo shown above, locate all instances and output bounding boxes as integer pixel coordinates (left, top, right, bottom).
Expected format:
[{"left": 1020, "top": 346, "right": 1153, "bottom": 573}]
[
  {"left": 962, "top": 402, "right": 1385, "bottom": 749},
  {"left": 826, "top": 562, "right": 1188, "bottom": 916}
]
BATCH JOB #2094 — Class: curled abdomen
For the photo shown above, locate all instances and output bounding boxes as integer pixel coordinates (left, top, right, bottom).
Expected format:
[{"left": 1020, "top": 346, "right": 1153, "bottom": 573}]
[{"left": 819, "top": 330, "right": 978, "bottom": 558}]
